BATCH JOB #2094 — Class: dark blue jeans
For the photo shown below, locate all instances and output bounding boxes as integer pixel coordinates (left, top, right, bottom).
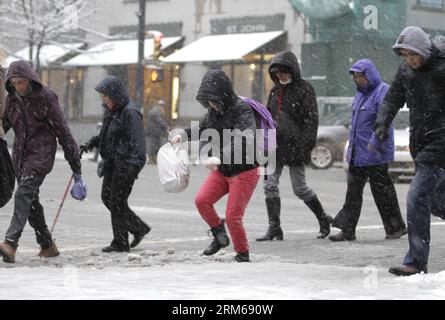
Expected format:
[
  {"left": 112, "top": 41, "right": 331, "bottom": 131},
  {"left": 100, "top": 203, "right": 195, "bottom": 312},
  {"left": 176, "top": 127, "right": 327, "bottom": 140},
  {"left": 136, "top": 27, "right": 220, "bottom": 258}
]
[{"left": 403, "top": 163, "right": 445, "bottom": 271}]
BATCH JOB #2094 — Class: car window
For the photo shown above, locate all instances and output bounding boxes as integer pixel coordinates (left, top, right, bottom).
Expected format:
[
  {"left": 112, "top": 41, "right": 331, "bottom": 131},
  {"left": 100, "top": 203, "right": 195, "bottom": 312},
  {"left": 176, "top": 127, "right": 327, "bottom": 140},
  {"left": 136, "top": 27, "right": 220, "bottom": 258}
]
[{"left": 319, "top": 105, "right": 351, "bottom": 126}]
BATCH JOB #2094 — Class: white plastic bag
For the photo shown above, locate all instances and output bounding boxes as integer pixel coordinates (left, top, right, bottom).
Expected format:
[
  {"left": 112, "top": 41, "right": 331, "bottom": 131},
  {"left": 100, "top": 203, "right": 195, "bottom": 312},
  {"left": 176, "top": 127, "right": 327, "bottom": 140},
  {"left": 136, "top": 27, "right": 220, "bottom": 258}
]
[{"left": 157, "top": 143, "right": 190, "bottom": 193}]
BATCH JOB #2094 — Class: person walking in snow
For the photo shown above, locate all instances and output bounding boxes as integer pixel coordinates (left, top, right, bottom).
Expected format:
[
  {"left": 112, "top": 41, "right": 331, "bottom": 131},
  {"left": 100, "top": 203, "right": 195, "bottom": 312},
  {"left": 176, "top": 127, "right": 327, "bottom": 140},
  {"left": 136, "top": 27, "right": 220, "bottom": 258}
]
[
  {"left": 0, "top": 66, "right": 5, "bottom": 139},
  {"left": 374, "top": 26, "right": 445, "bottom": 276},
  {"left": 329, "top": 59, "right": 407, "bottom": 242},
  {"left": 0, "top": 60, "right": 86, "bottom": 263},
  {"left": 256, "top": 51, "right": 332, "bottom": 242},
  {"left": 171, "top": 69, "right": 259, "bottom": 262},
  {"left": 81, "top": 76, "right": 150, "bottom": 253},
  {"left": 146, "top": 99, "right": 169, "bottom": 164}
]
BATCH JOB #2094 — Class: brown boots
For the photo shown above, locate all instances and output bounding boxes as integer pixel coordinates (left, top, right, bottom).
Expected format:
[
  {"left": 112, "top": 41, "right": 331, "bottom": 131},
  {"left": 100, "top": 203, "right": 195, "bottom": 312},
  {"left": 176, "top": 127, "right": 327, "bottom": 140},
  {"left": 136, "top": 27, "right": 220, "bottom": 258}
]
[
  {"left": 38, "top": 243, "right": 60, "bottom": 258},
  {"left": 0, "top": 243, "right": 17, "bottom": 263}
]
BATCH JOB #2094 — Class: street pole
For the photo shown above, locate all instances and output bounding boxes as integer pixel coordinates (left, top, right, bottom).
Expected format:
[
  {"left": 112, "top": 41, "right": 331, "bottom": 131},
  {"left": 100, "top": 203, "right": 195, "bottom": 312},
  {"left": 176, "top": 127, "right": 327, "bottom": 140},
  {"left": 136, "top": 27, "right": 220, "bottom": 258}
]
[{"left": 136, "top": 0, "right": 146, "bottom": 109}]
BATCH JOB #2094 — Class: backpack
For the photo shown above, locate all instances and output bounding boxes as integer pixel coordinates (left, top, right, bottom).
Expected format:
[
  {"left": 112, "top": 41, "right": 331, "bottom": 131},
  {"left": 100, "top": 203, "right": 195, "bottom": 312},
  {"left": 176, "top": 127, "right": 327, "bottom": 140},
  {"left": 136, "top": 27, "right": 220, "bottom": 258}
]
[
  {"left": 0, "top": 139, "right": 15, "bottom": 208},
  {"left": 239, "top": 96, "right": 277, "bottom": 154}
]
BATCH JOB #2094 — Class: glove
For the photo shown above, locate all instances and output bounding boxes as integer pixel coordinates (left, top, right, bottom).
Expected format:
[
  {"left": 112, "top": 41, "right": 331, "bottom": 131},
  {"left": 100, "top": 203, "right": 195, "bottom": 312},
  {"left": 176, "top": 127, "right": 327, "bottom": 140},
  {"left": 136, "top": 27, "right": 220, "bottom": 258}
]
[
  {"left": 80, "top": 144, "right": 91, "bottom": 154},
  {"left": 71, "top": 172, "right": 87, "bottom": 200},
  {"left": 375, "top": 123, "right": 389, "bottom": 143}
]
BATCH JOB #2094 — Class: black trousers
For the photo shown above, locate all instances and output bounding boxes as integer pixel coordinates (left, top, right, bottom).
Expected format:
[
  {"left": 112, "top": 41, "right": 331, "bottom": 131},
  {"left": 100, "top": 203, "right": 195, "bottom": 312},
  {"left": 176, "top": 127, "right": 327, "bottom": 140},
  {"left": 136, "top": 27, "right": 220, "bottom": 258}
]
[
  {"left": 5, "top": 174, "right": 53, "bottom": 249},
  {"left": 101, "top": 164, "right": 148, "bottom": 247},
  {"left": 333, "top": 164, "right": 406, "bottom": 235}
]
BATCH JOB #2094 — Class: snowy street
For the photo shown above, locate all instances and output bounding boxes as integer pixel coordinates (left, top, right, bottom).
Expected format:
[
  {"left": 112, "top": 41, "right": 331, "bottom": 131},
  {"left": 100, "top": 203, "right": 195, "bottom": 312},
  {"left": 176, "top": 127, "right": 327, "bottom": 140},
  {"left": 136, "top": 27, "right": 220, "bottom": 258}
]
[{"left": 1, "top": 157, "right": 445, "bottom": 300}]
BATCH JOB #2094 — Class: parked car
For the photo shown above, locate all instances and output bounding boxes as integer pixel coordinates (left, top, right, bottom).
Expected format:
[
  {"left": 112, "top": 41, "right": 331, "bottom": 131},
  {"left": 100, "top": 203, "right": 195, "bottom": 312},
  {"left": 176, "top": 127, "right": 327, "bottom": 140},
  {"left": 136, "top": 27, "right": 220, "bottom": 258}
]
[
  {"left": 310, "top": 97, "right": 353, "bottom": 169},
  {"left": 342, "top": 107, "right": 414, "bottom": 182}
]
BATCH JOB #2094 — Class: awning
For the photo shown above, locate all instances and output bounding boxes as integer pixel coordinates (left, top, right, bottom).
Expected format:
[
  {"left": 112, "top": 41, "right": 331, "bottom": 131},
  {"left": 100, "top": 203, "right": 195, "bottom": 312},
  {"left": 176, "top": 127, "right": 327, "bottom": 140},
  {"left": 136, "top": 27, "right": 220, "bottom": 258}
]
[
  {"left": 163, "top": 31, "right": 285, "bottom": 63},
  {"left": 5, "top": 43, "right": 85, "bottom": 67},
  {"left": 64, "top": 37, "right": 183, "bottom": 67}
]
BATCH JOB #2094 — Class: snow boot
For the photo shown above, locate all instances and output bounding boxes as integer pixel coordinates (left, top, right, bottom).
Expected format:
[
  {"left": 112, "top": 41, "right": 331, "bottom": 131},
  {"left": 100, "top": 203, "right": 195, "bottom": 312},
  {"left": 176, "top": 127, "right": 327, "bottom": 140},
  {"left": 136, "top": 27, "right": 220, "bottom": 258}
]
[
  {"left": 328, "top": 230, "right": 356, "bottom": 242},
  {"left": 304, "top": 196, "right": 333, "bottom": 239},
  {"left": 256, "top": 198, "right": 283, "bottom": 241},
  {"left": 235, "top": 251, "right": 250, "bottom": 262},
  {"left": 131, "top": 225, "right": 151, "bottom": 248},
  {"left": 203, "top": 219, "right": 230, "bottom": 256},
  {"left": 0, "top": 242, "right": 17, "bottom": 263},
  {"left": 38, "top": 243, "right": 60, "bottom": 258},
  {"left": 102, "top": 242, "right": 130, "bottom": 253}
]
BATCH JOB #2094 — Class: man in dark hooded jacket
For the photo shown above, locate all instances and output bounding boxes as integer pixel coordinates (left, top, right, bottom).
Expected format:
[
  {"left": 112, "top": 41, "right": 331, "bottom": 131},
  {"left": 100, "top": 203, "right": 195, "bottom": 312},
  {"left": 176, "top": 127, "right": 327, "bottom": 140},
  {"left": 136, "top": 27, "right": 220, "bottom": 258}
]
[
  {"left": 257, "top": 51, "right": 333, "bottom": 242},
  {"left": 374, "top": 26, "right": 445, "bottom": 276},
  {"left": 81, "top": 76, "right": 150, "bottom": 253},
  {"left": 0, "top": 60, "right": 84, "bottom": 263}
]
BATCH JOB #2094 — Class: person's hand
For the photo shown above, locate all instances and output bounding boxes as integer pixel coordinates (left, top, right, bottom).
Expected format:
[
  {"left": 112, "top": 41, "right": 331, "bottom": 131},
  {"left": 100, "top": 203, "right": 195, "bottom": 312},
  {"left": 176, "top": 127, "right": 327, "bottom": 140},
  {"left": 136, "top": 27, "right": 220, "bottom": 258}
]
[
  {"left": 71, "top": 172, "right": 87, "bottom": 200},
  {"left": 367, "top": 143, "right": 377, "bottom": 153},
  {"left": 170, "top": 135, "right": 182, "bottom": 144},
  {"left": 80, "top": 143, "right": 92, "bottom": 154},
  {"left": 375, "top": 123, "right": 389, "bottom": 142},
  {"left": 201, "top": 157, "right": 221, "bottom": 171}
]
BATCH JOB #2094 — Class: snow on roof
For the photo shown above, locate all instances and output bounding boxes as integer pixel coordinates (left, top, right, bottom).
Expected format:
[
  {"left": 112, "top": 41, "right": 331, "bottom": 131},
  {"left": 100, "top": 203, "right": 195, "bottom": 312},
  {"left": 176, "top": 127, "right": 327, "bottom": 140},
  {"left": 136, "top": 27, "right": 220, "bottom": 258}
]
[
  {"left": 163, "top": 31, "right": 285, "bottom": 63},
  {"left": 4, "top": 43, "right": 85, "bottom": 68},
  {"left": 63, "top": 37, "right": 183, "bottom": 67}
]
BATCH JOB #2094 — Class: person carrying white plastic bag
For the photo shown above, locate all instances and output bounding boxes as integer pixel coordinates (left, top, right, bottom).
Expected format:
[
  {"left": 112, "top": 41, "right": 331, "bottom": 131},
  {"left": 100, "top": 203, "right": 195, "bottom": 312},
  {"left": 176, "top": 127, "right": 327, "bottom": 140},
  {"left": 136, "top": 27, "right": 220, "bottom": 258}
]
[{"left": 157, "top": 142, "right": 190, "bottom": 193}]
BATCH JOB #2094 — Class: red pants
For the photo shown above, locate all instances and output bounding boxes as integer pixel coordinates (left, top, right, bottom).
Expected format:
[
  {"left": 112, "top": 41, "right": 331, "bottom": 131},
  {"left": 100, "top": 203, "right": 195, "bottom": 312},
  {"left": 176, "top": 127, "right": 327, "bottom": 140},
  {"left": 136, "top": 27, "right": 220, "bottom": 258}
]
[{"left": 195, "top": 168, "right": 259, "bottom": 253}]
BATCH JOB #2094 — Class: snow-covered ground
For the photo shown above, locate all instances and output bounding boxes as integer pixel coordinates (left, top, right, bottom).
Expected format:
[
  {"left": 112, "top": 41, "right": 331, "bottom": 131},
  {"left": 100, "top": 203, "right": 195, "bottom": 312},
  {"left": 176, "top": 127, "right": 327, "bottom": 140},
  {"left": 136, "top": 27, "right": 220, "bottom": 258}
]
[{"left": 1, "top": 159, "right": 445, "bottom": 300}]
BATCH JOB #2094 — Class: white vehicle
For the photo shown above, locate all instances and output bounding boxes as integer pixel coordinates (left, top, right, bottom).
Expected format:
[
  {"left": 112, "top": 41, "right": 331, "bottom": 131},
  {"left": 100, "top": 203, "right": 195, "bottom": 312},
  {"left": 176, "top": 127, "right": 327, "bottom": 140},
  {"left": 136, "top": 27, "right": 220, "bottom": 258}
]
[{"left": 343, "top": 106, "right": 414, "bottom": 183}]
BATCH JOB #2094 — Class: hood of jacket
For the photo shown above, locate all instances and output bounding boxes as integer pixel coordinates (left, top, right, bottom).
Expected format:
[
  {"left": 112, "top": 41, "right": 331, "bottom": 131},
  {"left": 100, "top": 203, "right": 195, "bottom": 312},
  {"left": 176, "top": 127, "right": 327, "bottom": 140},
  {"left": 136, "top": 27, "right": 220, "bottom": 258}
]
[
  {"left": 268, "top": 51, "right": 302, "bottom": 85},
  {"left": 95, "top": 75, "right": 130, "bottom": 108},
  {"left": 5, "top": 60, "right": 42, "bottom": 95},
  {"left": 349, "top": 59, "right": 382, "bottom": 94},
  {"left": 195, "top": 69, "right": 238, "bottom": 113},
  {"left": 393, "top": 26, "right": 433, "bottom": 60}
]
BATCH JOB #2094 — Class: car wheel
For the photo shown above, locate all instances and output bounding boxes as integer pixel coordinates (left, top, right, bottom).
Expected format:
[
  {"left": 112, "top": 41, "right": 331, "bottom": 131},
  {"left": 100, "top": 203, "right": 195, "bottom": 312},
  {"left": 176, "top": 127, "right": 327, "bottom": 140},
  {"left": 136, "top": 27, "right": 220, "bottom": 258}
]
[{"left": 311, "top": 142, "right": 334, "bottom": 169}]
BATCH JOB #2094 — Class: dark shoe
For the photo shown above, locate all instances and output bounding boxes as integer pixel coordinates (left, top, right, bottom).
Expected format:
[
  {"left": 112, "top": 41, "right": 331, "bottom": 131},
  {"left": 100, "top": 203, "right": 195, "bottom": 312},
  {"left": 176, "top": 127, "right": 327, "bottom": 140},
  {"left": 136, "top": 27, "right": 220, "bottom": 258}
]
[
  {"left": 102, "top": 243, "right": 130, "bottom": 253},
  {"left": 0, "top": 242, "right": 17, "bottom": 263},
  {"left": 38, "top": 243, "right": 60, "bottom": 258},
  {"left": 385, "top": 228, "right": 408, "bottom": 240},
  {"left": 131, "top": 226, "right": 151, "bottom": 248},
  {"left": 256, "top": 227, "right": 284, "bottom": 241},
  {"left": 328, "top": 231, "right": 356, "bottom": 242},
  {"left": 304, "top": 196, "right": 332, "bottom": 239},
  {"left": 317, "top": 215, "right": 334, "bottom": 239},
  {"left": 203, "top": 219, "right": 230, "bottom": 256},
  {"left": 388, "top": 265, "right": 426, "bottom": 276},
  {"left": 235, "top": 251, "right": 250, "bottom": 262}
]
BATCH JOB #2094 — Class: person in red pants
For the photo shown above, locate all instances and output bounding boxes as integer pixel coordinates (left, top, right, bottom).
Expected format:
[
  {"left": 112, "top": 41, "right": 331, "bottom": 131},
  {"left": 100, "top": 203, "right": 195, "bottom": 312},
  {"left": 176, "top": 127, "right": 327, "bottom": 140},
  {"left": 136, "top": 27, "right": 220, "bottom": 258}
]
[{"left": 171, "top": 69, "right": 260, "bottom": 262}]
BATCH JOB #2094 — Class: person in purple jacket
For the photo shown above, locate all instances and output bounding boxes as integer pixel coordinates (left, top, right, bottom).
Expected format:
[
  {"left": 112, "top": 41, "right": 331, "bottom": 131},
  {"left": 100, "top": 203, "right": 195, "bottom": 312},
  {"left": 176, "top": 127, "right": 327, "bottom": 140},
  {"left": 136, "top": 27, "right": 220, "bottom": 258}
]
[{"left": 329, "top": 59, "right": 407, "bottom": 242}]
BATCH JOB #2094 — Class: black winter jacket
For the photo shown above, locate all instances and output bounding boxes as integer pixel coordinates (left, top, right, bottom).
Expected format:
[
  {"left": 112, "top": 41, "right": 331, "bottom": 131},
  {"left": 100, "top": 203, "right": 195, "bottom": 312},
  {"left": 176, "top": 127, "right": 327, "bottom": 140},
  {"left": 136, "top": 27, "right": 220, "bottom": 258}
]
[
  {"left": 88, "top": 76, "right": 146, "bottom": 170},
  {"left": 267, "top": 51, "right": 318, "bottom": 166},
  {"left": 185, "top": 69, "right": 258, "bottom": 177},
  {"left": 376, "top": 44, "right": 445, "bottom": 168}
]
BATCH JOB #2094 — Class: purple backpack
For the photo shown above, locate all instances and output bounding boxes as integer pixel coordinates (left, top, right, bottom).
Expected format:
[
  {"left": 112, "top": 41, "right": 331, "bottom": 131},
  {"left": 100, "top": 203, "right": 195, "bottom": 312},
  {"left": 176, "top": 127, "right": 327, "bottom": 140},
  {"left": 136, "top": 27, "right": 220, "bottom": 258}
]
[{"left": 240, "top": 96, "right": 277, "bottom": 154}]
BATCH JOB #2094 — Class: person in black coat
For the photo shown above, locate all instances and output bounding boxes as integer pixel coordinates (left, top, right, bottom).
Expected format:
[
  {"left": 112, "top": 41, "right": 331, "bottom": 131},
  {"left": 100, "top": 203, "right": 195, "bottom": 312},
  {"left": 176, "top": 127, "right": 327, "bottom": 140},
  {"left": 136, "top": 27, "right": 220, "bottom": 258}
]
[
  {"left": 374, "top": 26, "right": 445, "bottom": 276},
  {"left": 257, "top": 51, "right": 333, "bottom": 242},
  {"left": 171, "top": 69, "right": 260, "bottom": 262},
  {"left": 81, "top": 76, "right": 150, "bottom": 253},
  {"left": 146, "top": 99, "right": 169, "bottom": 164}
]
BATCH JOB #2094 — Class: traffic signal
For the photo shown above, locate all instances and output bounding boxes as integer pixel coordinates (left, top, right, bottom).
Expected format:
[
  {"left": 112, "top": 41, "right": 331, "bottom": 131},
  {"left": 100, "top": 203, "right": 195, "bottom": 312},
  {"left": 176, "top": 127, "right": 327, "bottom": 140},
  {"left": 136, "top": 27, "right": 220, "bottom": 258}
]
[
  {"left": 153, "top": 34, "right": 163, "bottom": 61},
  {"left": 149, "top": 66, "right": 163, "bottom": 82}
]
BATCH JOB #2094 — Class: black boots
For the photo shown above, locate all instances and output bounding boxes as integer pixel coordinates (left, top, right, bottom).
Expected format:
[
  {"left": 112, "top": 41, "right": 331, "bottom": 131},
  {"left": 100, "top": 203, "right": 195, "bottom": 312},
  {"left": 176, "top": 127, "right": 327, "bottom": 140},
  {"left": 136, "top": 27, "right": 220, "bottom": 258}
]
[
  {"left": 235, "top": 251, "right": 250, "bottom": 262},
  {"left": 130, "top": 225, "right": 151, "bottom": 248},
  {"left": 203, "top": 219, "right": 230, "bottom": 256},
  {"left": 328, "top": 230, "right": 356, "bottom": 242},
  {"left": 257, "top": 198, "right": 283, "bottom": 241},
  {"left": 304, "top": 196, "right": 333, "bottom": 239}
]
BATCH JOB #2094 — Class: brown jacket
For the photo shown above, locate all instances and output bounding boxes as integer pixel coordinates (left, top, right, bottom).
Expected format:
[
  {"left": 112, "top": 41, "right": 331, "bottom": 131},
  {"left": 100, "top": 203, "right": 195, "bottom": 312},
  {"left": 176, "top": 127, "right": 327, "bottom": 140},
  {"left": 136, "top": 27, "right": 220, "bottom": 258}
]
[
  {"left": 0, "top": 67, "right": 5, "bottom": 138},
  {"left": 1, "top": 61, "right": 81, "bottom": 178}
]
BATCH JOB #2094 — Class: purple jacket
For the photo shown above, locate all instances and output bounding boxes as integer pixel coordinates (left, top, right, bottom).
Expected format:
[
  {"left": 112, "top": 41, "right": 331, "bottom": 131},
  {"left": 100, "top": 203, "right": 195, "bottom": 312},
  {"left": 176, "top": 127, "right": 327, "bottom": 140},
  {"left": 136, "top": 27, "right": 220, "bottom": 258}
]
[
  {"left": 347, "top": 59, "right": 394, "bottom": 166},
  {"left": 2, "top": 61, "right": 81, "bottom": 178}
]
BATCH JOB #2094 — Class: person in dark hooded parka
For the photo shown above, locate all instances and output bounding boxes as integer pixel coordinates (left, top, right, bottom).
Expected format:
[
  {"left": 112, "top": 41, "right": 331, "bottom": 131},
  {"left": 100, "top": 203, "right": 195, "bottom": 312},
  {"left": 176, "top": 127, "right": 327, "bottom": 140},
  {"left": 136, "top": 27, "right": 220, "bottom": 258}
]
[
  {"left": 256, "top": 51, "right": 333, "bottom": 242},
  {"left": 81, "top": 76, "right": 150, "bottom": 253},
  {"left": 328, "top": 59, "right": 407, "bottom": 242},
  {"left": 171, "top": 69, "right": 260, "bottom": 262},
  {"left": 374, "top": 26, "right": 445, "bottom": 276},
  {"left": 0, "top": 60, "right": 84, "bottom": 263}
]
